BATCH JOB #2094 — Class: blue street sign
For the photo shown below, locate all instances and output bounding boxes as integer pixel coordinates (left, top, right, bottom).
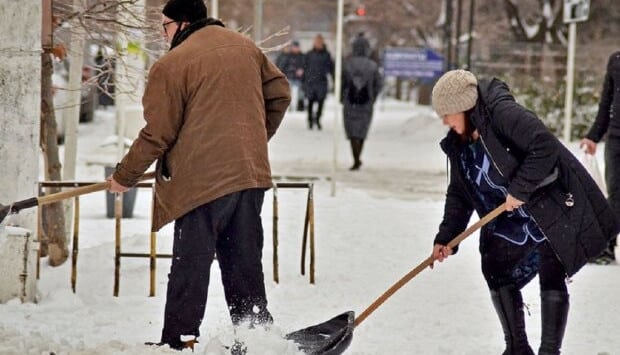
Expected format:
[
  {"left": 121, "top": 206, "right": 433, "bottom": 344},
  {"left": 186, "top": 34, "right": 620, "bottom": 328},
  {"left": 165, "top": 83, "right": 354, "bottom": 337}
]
[{"left": 383, "top": 47, "right": 444, "bottom": 80}]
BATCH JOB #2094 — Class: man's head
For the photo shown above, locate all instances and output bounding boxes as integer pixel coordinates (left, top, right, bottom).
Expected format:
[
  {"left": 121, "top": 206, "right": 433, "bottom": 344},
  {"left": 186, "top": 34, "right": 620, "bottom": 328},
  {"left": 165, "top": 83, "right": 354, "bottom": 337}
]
[
  {"left": 161, "top": 0, "right": 208, "bottom": 43},
  {"left": 290, "top": 40, "right": 301, "bottom": 53},
  {"left": 313, "top": 34, "right": 325, "bottom": 50}
]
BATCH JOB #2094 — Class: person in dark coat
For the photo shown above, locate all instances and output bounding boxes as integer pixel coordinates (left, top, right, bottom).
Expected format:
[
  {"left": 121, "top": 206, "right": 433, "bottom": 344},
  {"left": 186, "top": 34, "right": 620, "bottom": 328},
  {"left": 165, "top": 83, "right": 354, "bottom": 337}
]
[
  {"left": 275, "top": 40, "right": 305, "bottom": 111},
  {"left": 342, "top": 34, "right": 382, "bottom": 170},
  {"left": 303, "top": 34, "right": 334, "bottom": 130},
  {"left": 429, "top": 70, "right": 619, "bottom": 355},
  {"left": 580, "top": 51, "right": 620, "bottom": 265}
]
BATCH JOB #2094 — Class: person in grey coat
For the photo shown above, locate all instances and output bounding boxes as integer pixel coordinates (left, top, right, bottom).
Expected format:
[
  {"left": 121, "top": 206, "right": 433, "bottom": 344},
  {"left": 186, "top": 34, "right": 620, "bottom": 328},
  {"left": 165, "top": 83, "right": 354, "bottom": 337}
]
[
  {"left": 429, "top": 70, "right": 618, "bottom": 355},
  {"left": 342, "top": 34, "right": 382, "bottom": 170}
]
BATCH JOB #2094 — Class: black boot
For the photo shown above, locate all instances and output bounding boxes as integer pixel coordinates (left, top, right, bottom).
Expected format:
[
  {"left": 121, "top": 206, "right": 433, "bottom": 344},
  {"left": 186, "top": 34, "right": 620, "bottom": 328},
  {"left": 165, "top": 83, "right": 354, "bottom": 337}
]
[
  {"left": 490, "top": 286, "right": 535, "bottom": 355},
  {"left": 349, "top": 139, "right": 363, "bottom": 170},
  {"left": 538, "top": 291, "right": 569, "bottom": 355}
]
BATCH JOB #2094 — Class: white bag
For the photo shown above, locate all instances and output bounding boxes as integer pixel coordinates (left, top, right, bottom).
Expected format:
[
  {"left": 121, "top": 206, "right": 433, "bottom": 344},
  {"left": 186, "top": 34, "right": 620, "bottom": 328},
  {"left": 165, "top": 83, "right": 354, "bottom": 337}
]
[{"left": 579, "top": 149, "right": 608, "bottom": 197}]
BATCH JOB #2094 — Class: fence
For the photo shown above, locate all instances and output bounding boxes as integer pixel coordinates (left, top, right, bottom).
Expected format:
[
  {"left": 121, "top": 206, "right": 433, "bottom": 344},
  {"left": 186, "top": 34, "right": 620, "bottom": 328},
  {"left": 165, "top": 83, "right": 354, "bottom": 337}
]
[{"left": 37, "top": 177, "right": 318, "bottom": 296}]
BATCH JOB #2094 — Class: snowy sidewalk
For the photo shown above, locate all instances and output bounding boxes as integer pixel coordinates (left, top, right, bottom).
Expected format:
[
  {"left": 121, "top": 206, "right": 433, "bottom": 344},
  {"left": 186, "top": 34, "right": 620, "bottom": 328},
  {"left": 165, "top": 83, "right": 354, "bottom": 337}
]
[{"left": 0, "top": 97, "right": 618, "bottom": 354}]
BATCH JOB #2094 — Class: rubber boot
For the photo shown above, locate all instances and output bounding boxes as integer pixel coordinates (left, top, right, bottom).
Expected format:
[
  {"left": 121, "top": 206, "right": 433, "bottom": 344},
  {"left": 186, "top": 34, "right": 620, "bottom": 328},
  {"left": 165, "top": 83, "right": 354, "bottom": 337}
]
[
  {"left": 538, "top": 291, "right": 569, "bottom": 355},
  {"left": 490, "top": 286, "right": 535, "bottom": 355}
]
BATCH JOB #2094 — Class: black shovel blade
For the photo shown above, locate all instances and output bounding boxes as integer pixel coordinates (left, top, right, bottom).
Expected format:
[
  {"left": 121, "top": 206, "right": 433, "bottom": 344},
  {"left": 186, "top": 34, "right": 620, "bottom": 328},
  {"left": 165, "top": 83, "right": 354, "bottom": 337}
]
[{"left": 285, "top": 311, "right": 355, "bottom": 355}]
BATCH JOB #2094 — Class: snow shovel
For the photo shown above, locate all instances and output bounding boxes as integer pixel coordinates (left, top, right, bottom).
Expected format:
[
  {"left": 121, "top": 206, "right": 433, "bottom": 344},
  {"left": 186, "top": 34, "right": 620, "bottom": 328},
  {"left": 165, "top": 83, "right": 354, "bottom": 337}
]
[
  {"left": 286, "top": 203, "right": 506, "bottom": 354},
  {"left": 0, "top": 171, "right": 156, "bottom": 224}
]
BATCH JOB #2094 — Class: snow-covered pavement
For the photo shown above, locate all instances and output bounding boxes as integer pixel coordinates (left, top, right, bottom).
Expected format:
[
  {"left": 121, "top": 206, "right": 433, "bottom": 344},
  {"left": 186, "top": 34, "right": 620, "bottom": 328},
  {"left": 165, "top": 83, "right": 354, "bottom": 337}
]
[{"left": 0, "top": 97, "right": 618, "bottom": 354}]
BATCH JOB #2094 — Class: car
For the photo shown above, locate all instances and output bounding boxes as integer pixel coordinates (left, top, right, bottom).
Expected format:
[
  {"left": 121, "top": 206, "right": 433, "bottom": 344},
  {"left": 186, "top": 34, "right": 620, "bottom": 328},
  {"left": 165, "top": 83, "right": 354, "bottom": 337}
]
[{"left": 51, "top": 59, "right": 100, "bottom": 143}]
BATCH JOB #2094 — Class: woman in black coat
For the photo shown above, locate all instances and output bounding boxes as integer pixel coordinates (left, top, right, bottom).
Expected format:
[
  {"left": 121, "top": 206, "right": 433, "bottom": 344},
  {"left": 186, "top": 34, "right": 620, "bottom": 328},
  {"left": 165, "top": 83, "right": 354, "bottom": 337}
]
[
  {"left": 430, "top": 70, "right": 618, "bottom": 355},
  {"left": 342, "top": 34, "right": 382, "bottom": 170},
  {"left": 580, "top": 51, "right": 620, "bottom": 264}
]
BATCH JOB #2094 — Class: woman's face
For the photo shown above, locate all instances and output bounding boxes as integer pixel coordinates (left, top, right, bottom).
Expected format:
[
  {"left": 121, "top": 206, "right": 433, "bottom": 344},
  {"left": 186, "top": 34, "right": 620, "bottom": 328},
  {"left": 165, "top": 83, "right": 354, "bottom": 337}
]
[{"left": 441, "top": 112, "right": 467, "bottom": 135}]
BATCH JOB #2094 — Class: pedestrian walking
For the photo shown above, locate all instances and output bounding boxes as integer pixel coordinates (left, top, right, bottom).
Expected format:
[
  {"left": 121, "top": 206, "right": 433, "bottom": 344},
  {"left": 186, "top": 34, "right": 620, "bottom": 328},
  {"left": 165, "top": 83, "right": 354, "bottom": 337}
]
[
  {"left": 342, "top": 33, "right": 382, "bottom": 170},
  {"left": 303, "top": 34, "right": 334, "bottom": 130},
  {"left": 429, "top": 69, "right": 619, "bottom": 355},
  {"left": 107, "top": 0, "right": 291, "bottom": 351},
  {"left": 580, "top": 51, "right": 620, "bottom": 265},
  {"left": 275, "top": 40, "right": 305, "bottom": 111}
]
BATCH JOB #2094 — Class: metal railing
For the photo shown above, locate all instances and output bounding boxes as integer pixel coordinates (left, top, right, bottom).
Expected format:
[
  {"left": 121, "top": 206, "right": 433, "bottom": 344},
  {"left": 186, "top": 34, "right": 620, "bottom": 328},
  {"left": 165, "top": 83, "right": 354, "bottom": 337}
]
[
  {"left": 37, "top": 177, "right": 319, "bottom": 296},
  {"left": 37, "top": 180, "right": 165, "bottom": 297}
]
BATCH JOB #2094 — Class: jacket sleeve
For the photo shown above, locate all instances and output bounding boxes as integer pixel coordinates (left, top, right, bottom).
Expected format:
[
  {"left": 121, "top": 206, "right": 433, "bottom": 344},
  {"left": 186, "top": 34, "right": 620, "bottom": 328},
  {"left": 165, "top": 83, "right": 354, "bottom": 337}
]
[
  {"left": 113, "top": 62, "right": 185, "bottom": 187},
  {"left": 486, "top": 80, "right": 559, "bottom": 202},
  {"left": 586, "top": 71, "right": 614, "bottom": 142},
  {"left": 327, "top": 53, "right": 335, "bottom": 80},
  {"left": 434, "top": 160, "right": 474, "bottom": 254},
  {"left": 262, "top": 53, "right": 291, "bottom": 140}
]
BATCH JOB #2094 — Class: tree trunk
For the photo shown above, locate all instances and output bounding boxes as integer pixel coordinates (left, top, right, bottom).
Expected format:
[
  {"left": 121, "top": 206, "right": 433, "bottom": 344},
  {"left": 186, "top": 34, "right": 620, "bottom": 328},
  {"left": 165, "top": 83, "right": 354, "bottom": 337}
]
[{"left": 40, "top": 52, "right": 68, "bottom": 266}]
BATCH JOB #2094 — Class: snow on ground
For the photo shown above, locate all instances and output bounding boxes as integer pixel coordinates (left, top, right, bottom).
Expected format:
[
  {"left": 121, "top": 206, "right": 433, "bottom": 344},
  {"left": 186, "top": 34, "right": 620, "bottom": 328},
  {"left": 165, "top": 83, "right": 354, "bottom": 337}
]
[{"left": 0, "top": 97, "right": 618, "bottom": 355}]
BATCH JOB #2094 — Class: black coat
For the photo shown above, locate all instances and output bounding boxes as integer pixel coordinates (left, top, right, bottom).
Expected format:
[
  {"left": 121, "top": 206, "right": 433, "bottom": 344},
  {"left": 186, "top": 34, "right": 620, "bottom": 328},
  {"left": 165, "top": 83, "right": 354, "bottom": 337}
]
[
  {"left": 275, "top": 51, "right": 304, "bottom": 81},
  {"left": 342, "top": 37, "right": 382, "bottom": 139},
  {"left": 586, "top": 51, "right": 620, "bottom": 142},
  {"left": 434, "top": 78, "right": 619, "bottom": 277},
  {"left": 303, "top": 48, "right": 334, "bottom": 101}
]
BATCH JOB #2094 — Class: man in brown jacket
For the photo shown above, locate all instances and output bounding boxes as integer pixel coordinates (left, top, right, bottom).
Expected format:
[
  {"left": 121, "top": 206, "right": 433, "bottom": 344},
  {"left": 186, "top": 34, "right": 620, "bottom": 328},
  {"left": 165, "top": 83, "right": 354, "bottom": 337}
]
[{"left": 108, "top": 0, "right": 290, "bottom": 351}]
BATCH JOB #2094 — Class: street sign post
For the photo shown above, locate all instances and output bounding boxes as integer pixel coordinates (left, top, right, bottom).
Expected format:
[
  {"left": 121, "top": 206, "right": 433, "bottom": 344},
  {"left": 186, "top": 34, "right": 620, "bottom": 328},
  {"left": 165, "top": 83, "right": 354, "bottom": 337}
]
[
  {"left": 563, "top": 0, "right": 590, "bottom": 24},
  {"left": 383, "top": 48, "right": 444, "bottom": 80},
  {"left": 562, "top": 0, "right": 590, "bottom": 142}
]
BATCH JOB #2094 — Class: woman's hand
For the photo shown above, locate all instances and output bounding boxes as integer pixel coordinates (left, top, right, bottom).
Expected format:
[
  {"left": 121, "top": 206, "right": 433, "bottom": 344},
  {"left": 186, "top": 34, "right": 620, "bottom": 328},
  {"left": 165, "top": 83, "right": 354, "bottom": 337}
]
[
  {"left": 505, "top": 194, "right": 524, "bottom": 212},
  {"left": 430, "top": 244, "right": 453, "bottom": 269}
]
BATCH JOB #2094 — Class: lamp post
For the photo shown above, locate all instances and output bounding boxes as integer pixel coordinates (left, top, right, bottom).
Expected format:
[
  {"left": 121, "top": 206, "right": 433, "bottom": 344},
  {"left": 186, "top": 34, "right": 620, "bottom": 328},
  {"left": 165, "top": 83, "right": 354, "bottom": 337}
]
[
  {"left": 254, "top": 0, "right": 264, "bottom": 42},
  {"left": 210, "top": 0, "right": 218, "bottom": 19}
]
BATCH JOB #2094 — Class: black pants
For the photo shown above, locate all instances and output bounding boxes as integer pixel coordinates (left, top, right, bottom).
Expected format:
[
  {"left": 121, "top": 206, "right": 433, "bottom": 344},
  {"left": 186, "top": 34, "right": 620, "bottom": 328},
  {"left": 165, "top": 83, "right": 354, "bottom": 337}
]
[
  {"left": 605, "top": 135, "right": 620, "bottom": 249},
  {"left": 481, "top": 237, "right": 567, "bottom": 293},
  {"left": 161, "top": 188, "right": 272, "bottom": 344},
  {"left": 307, "top": 99, "right": 325, "bottom": 127}
]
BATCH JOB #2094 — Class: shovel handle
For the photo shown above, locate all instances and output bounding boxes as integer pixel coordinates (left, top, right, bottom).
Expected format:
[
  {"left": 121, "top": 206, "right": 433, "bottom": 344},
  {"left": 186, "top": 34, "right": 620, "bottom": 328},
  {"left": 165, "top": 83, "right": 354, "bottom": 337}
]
[
  {"left": 353, "top": 203, "right": 506, "bottom": 328},
  {"left": 37, "top": 171, "right": 157, "bottom": 206}
]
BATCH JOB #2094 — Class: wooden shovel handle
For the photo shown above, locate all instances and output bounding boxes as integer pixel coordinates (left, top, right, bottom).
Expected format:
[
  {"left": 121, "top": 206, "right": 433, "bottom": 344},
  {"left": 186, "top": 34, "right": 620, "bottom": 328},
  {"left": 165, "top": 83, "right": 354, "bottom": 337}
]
[
  {"left": 37, "top": 171, "right": 156, "bottom": 206},
  {"left": 353, "top": 203, "right": 506, "bottom": 328}
]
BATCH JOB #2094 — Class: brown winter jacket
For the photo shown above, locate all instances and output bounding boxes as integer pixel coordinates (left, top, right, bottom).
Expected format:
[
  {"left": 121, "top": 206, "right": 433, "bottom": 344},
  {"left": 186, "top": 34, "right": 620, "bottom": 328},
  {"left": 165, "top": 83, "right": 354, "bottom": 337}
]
[{"left": 113, "top": 25, "right": 291, "bottom": 231}]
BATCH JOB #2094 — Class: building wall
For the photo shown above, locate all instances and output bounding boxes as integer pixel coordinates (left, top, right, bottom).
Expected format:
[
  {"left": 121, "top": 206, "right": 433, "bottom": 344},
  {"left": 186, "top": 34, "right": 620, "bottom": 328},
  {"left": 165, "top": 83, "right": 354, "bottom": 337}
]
[{"left": 0, "top": 0, "right": 41, "bottom": 231}]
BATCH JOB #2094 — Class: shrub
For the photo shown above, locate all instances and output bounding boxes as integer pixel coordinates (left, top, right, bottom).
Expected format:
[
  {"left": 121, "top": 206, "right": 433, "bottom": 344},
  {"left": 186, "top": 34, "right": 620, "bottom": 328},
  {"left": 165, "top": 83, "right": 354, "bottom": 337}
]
[{"left": 502, "top": 74, "right": 601, "bottom": 141}]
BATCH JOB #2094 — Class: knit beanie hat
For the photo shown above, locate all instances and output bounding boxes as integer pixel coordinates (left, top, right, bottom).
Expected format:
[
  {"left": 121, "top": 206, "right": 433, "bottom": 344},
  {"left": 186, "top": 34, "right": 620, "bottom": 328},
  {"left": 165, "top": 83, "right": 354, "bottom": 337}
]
[
  {"left": 163, "top": 0, "right": 207, "bottom": 23},
  {"left": 431, "top": 69, "right": 478, "bottom": 117}
]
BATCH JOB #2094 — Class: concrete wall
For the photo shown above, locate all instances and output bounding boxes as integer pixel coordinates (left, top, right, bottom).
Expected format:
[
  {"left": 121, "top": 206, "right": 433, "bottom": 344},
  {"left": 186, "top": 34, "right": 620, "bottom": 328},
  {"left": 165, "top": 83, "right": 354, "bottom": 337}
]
[
  {"left": 0, "top": 227, "right": 39, "bottom": 303},
  {"left": 0, "top": 0, "right": 41, "bottom": 231}
]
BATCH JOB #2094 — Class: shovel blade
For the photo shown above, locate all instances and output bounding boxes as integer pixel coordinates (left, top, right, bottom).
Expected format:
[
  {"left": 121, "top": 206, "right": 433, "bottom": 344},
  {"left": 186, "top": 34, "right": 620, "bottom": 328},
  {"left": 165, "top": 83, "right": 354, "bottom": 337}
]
[{"left": 285, "top": 311, "right": 354, "bottom": 355}]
